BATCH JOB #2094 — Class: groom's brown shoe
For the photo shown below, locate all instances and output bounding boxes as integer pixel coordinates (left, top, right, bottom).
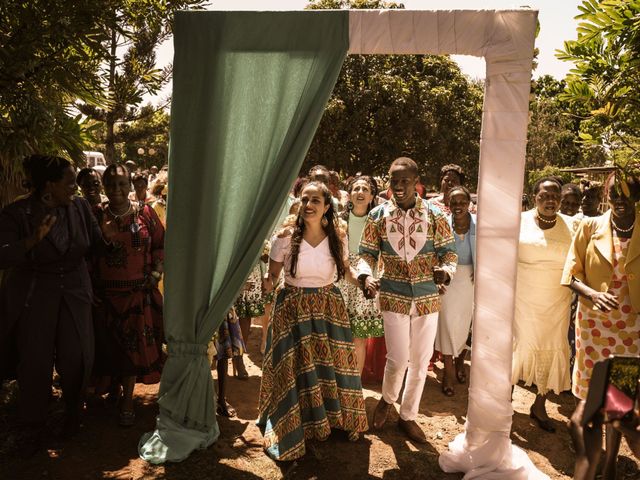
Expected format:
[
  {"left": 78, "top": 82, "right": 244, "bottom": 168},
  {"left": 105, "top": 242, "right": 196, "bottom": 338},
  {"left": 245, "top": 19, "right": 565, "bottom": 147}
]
[
  {"left": 373, "top": 397, "right": 392, "bottom": 429},
  {"left": 398, "top": 418, "right": 428, "bottom": 444}
]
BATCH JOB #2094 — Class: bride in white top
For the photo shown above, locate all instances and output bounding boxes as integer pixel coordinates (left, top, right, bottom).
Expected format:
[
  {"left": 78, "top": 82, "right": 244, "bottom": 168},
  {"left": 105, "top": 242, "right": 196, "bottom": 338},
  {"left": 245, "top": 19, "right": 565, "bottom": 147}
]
[{"left": 258, "top": 181, "right": 368, "bottom": 462}]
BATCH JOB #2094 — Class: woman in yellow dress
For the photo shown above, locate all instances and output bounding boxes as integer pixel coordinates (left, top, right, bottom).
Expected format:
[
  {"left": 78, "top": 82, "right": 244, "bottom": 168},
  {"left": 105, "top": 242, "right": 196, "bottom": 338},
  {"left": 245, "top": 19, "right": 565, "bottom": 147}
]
[{"left": 512, "top": 177, "right": 579, "bottom": 433}]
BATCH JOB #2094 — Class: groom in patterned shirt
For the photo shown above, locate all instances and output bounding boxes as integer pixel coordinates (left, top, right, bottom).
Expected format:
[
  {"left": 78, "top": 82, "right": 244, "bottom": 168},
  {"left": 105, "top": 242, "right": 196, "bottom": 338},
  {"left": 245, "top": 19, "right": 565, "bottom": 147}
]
[{"left": 358, "top": 157, "right": 457, "bottom": 443}]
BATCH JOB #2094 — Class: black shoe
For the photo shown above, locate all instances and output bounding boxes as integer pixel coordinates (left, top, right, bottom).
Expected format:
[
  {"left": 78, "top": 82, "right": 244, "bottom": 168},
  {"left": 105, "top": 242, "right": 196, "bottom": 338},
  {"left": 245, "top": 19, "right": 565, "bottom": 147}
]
[{"left": 529, "top": 407, "right": 556, "bottom": 433}]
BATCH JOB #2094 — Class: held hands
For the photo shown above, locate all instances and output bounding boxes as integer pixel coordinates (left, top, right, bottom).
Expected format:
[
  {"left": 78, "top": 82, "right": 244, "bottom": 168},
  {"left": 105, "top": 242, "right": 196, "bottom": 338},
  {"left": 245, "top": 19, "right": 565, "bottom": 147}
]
[
  {"left": 360, "top": 275, "right": 380, "bottom": 299},
  {"left": 590, "top": 291, "right": 619, "bottom": 312},
  {"left": 262, "top": 274, "right": 274, "bottom": 294},
  {"left": 25, "top": 214, "right": 56, "bottom": 250},
  {"left": 144, "top": 270, "right": 162, "bottom": 289}
]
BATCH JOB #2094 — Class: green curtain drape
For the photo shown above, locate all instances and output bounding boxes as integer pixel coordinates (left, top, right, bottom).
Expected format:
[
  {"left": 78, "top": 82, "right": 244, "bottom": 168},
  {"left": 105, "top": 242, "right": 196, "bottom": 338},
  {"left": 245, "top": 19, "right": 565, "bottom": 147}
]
[{"left": 139, "top": 11, "right": 349, "bottom": 464}]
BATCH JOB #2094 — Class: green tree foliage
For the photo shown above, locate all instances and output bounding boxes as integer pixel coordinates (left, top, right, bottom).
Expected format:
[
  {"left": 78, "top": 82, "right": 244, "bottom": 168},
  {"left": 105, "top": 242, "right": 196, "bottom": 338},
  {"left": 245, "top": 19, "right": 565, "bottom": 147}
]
[
  {"left": 526, "top": 165, "right": 576, "bottom": 194},
  {"left": 305, "top": 0, "right": 483, "bottom": 190},
  {"left": 78, "top": 0, "right": 205, "bottom": 163},
  {"left": 558, "top": 0, "right": 640, "bottom": 173},
  {"left": 526, "top": 75, "right": 595, "bottom": 172},
  {"left": 0, "top": 0, "right": 113, "bottom": 205},
  {"left": 119, "top": 105, "right": 170, "bottom": 169}
]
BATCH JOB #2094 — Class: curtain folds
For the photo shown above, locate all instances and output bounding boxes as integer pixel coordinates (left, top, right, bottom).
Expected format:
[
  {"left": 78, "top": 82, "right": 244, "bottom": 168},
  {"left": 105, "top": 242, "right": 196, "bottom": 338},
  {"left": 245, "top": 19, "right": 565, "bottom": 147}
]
[{"left": 139, "top": 10, "right": 349, "bottom": 463}]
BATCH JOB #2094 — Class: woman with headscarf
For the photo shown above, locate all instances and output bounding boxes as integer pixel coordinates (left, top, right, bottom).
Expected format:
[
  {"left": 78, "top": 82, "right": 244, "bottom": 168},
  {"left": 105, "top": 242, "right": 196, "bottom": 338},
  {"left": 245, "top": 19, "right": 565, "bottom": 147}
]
[{"left": 428, "top": 164, "right": 477, "bottom": 215}]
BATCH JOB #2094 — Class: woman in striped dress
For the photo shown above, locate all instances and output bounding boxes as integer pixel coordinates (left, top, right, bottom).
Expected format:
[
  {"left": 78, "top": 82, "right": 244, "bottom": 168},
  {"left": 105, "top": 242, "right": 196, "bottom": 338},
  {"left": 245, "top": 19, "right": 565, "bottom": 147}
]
[{"left": 258, "top": 182, "right": 368, "bottom": 461}]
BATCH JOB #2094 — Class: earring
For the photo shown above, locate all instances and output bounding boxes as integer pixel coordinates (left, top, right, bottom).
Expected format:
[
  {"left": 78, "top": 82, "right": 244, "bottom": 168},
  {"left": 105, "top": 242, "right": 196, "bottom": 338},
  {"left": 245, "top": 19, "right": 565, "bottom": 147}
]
[
  {"left": 41, "top": 192, "right": 53, "bottom": 204},
  {"left": 347, "top": 201, "right": 354, "bottom": 211},
  {"left": 321, "top": 216, "right": 329, "bottom": 228}
]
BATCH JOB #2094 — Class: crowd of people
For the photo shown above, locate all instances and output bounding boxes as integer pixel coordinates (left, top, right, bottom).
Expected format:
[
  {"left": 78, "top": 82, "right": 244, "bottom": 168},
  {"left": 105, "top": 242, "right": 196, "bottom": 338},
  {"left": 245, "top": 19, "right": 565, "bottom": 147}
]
[
  {"left": 0, "top": 156, "right": 168, "bottom": 453},
  {"left": 0, "top": 153, "right": 639, "bottom": 478}
]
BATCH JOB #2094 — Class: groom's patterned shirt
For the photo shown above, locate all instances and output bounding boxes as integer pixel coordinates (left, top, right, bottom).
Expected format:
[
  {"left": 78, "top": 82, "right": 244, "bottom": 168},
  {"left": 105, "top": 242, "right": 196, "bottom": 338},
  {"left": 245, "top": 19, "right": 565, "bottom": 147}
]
[{"left": 358, "top": 195, "right": 457, "bottom": 315}]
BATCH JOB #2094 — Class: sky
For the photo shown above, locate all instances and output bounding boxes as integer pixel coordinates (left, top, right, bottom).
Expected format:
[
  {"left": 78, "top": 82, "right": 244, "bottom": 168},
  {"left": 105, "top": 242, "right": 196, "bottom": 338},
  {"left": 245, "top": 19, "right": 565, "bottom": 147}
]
[{"left": 152, "top": 0, "right": 585, "bottom": 103}]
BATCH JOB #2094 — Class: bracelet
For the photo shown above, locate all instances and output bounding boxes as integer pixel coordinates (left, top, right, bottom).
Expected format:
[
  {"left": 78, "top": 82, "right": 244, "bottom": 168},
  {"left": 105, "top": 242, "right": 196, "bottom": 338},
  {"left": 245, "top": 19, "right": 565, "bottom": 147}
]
[{"left": 150, "top": 270, "right": 162, "bottom": 280}]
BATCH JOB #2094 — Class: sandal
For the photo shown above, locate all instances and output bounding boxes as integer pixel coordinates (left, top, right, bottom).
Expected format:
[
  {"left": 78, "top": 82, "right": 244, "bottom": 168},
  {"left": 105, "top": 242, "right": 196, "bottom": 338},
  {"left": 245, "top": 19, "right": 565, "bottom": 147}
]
[
  {"left": 217, "top": 400, "right": 236, "bottom": 418},
  {"left": 119, "top": 410, "right": 136, "bottom": 427}
]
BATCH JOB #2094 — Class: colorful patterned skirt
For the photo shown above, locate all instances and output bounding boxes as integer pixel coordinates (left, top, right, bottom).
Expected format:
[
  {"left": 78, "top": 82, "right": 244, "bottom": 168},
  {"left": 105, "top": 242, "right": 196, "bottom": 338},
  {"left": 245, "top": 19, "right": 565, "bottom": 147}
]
[
  {"left": 340, "top": 254, "right": 384, "bottom": 338},
  {"left": 235, "top": 264, "right": 265, "bottom": 318},
  {"left": 215, "top": 309, "right": 246, "bottom": 360},
  {"left": 93, "top": 285, "right": 165, "bottom": 384},
  {"left": 257, "top": 284, "right": 369, "bottom": 461}
]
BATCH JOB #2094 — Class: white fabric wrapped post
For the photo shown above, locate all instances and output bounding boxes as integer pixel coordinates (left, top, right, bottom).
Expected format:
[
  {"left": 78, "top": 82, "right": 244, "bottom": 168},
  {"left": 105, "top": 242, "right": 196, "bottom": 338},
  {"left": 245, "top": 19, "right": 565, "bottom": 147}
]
[{"left": 349, "top": 9, "right": 547, "bottom": 479}]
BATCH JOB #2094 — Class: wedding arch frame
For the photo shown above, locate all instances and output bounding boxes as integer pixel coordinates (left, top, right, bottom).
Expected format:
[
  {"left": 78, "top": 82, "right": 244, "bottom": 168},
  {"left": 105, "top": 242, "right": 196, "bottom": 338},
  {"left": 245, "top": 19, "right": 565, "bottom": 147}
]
[{"left": 140, "top": 9, "right": 546, "bottom": 478}]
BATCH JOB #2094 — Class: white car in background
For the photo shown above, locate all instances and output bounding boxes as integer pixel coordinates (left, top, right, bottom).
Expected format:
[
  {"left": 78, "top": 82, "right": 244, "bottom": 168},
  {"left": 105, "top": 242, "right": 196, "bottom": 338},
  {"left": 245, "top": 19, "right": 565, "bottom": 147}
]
[{"left": 83, "top": 151, "right": 107, "bottom": 175}]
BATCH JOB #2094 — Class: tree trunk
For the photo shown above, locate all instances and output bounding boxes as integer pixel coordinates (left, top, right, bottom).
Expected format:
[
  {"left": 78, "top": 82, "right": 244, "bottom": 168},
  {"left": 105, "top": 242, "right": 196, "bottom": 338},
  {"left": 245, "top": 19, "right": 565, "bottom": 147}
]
[
  {"left": 105, "top": 113, "right": 116, "bottom": 164},
  {"left": 105, "top": 26, "right": 118, "bottom": 164}
]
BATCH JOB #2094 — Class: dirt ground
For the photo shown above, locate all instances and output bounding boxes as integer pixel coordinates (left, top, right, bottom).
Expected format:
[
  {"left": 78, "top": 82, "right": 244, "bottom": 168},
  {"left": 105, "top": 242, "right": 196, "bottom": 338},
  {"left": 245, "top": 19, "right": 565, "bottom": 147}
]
[{"left": 1, "top": 325, "right": 639, "bottom": 480}]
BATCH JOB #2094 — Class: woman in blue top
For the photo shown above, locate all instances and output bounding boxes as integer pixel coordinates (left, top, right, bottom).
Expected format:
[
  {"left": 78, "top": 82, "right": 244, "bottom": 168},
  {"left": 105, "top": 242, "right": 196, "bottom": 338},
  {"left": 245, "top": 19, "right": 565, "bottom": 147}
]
[{"left": 435, "top": 186, "right": 476, "bottom": 396}]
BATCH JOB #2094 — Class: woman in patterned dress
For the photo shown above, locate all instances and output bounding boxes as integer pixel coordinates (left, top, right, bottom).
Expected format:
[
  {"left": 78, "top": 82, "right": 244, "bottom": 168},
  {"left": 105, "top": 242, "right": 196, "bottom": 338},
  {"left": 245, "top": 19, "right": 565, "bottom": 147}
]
[
  {"left": 340, "top": 175, "right": 384, "bottom": 374},
  {"left": 512, "top": 177, "right": 579, "bottom": 433},
  {"left": 562, "top": 173, "right": 639, "bottom": 479},
  {"left": 258, "top": 182, "right": 368, "bottom": 461},
  {"left": 92, "top": 163, "right": 165, "bottom": 426}
]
